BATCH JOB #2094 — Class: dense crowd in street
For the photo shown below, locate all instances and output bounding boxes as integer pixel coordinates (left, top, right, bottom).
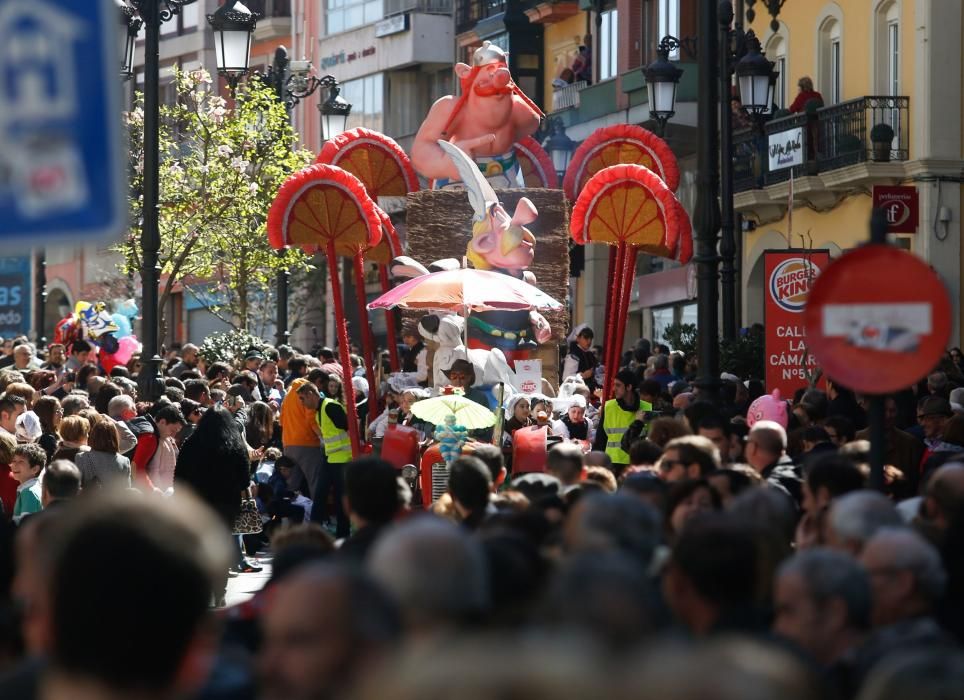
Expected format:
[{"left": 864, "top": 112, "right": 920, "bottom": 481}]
[{"left": 0, "top": 329, "right": 962, "bottom": 700}]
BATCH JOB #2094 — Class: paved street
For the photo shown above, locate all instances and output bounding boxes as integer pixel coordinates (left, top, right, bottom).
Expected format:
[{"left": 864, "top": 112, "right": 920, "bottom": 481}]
[{"left": 225, "top": 555, "right": 272, "bottom": 607}]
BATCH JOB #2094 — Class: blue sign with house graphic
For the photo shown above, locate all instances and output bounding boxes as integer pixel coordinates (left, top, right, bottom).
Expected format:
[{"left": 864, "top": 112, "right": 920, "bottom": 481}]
[{"left": 0, "top": 0, "right": 125, "bottom": 244}]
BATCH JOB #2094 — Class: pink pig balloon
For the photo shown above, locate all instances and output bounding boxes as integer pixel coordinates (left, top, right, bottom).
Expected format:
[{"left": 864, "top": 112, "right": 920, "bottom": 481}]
[{"left": 746, "top": 389, "right": 789, "bottom": 429}]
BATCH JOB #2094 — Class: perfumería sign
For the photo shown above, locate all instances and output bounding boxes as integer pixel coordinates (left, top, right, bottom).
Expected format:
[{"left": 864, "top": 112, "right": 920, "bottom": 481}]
[
  {"left": 768, "top": 126, "right": 804, "bottom": 171},
  {"left": 872, "top": 185, "right": 919, "bottom": 234},
  {"left": 320, "top": 46, "right": 376, "bottom": 69},
  {"left": 375, "top": 14, "right": 408, "bottom": 37}
]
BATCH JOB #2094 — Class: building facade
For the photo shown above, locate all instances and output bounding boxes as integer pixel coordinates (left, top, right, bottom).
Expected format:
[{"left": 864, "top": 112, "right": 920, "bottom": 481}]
[{"left": 738, "top": 0, "right": 964, "bottom": 343}]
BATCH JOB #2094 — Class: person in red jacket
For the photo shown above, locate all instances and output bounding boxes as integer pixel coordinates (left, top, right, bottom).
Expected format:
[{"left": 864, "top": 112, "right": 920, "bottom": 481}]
[
  {"left": 789, "top": 76, "right": 824, "bottom": 113},
  {"left": 0, "top": 432, "right": 17, "bottom": 518}
]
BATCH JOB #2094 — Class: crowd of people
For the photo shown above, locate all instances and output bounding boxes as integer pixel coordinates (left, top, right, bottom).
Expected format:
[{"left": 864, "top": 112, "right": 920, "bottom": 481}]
[{"left": 0, "top": 329, "right": 962, "bottom": 700}]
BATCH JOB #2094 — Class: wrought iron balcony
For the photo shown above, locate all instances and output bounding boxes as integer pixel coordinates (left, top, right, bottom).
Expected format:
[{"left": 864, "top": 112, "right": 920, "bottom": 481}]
[
  {"left": 551, "top": 80, "right": 587, "bottom": 112},
  {"left": 456, "top": 0, "right": 506, "bottom": 33},
  {"left": 385, "top": 0, "right": 453, "bottom": 15},
  {"left": 733, "top": 95, "right": 910, "bottom": 193},
  {"left": 244, "top": 0, "right": 291, "bottom": 17}
]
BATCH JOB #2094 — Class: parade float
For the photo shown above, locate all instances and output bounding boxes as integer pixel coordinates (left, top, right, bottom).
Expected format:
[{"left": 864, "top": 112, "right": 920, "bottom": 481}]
[{"left": 267, "top": 40, "right": 692, "bottom": 503}]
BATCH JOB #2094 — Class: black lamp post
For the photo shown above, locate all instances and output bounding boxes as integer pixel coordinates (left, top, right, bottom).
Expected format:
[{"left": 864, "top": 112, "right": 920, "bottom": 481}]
[
  {"left": 542, "top": 117, "right": 576, "bottom": 180},
  {"left": 319, "top": 85, "right": 353, "bottom": 142},
  {"left": 207, "top": 0, "right": 257, "bottom": 90},
  {"left": 643, "top": 36, "right": 684, "bottom": 137},
  {"left": 123, "top": 0, "right": 197, "bottom": 402},
  {"left": 117, "top": 0, "right": 141, "bottom": 81}
]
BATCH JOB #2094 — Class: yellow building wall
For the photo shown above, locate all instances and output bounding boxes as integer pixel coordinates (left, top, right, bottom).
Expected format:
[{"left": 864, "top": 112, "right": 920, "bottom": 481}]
[
  {"left": 543, "top": 14, "right": 587, "bottom": 109},
  {"left": 745, "top": 192, "right": 875, "bottom": 256},
  {"left": 752, "top": 1, "right": 915, "bottom": 124}
]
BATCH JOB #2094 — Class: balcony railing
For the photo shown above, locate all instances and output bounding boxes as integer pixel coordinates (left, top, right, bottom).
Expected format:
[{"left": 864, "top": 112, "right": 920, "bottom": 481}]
[
  {"left": 551, "top": 80, "right": 587, "bottom": 112},
  {"left": 385, "top": 0, "right": 453, "bottom": 15},
  {"left": 733, "top": 96, "right": 910, "bottom": 193},
  {"left": 456, "top": 0, "right": 505, "bottom": 33},
  {"left": 245, "top": 0, "right": 291, "bottom": 17}
]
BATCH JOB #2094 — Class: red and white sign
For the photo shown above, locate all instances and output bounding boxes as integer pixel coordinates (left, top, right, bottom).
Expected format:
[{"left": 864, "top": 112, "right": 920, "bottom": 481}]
[
  {"left": 764, "top": 250, "right": 831, "bottom": 396},
  {"left": 872, "top": 186, "right": 919, "bottom": 234},
  {"left": 513, "top": 359, "right": 543, "bottom": 394},
  {"left": 803, "top": 244, "right": 951, "bottom": 394}
]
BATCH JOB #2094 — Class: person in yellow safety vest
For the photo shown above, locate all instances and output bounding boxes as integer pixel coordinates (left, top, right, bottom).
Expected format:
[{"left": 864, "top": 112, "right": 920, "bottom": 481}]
[
  {"left": 591, "top": 369, "right": 653, "bottom": 473},
  {"left": 296, "top": 380, "right": 351, "bottom": 538}
]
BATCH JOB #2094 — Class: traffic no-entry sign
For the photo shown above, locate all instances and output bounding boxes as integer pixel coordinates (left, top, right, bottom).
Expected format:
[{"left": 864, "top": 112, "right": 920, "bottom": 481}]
[
  {"left": 803, "top": 244, "right": 952, "bottom": 394},
  {"left": 0, "top": 0, "right": 126, "bottom": 246}
]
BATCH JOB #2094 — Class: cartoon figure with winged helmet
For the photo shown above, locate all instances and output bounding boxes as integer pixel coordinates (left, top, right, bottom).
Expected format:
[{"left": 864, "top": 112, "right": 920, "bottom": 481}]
[
  {"left": 410, "top": 41, "right": 543, "bottom": 188},
  {"left": 393, "top": 140, "right": 552, "bottom": 360}
]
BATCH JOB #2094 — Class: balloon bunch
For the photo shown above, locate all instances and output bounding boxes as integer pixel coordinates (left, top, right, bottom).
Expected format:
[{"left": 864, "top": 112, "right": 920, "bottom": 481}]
[{"left": 54, "top": 300, "right": 141, "bottom": 373}]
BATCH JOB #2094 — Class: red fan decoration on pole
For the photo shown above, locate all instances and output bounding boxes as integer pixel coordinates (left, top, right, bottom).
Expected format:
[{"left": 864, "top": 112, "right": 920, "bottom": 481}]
[
  {"left": 317, "top": 128, "right": 420, "bottom": 377},
  {"left": 514, "top": 136, "right": 559, "bottom": 189},
  {"left": 570, "top": 163, "right": 692, "bottom": 398},
  {"left": 563, "top": 123, "right": 680, "bottom": 200},
  {"left": 267, "top": 163, "right": 382, "bottom": 458}
]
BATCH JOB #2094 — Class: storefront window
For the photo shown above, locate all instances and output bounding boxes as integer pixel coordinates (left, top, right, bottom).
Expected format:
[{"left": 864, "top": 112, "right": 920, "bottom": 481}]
[
  {"left": 341, "top": 73, "right": 384, "bottom": 132},
  {"left": 653, "top": 307, "right": 674, "bottom": 346},
  {"left": 326, "top": 0, "right": 383, "bottom": 35}
]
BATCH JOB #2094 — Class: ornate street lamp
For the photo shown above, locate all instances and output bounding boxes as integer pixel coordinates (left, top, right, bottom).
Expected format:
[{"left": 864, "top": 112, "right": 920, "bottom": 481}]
[
  {"left": 643, "top": 36, "right": 685, "bottom": 137},
  {"left": 117, "top": 0, "right": 141, "bottom": 80},
  {"left": 736, "top": 31, "right": 778, "bottom": 117},
  {"left": 319, "top": 85, "right": 353, "bottom": 141},
  {"left": 746, "top": 0, "right": 787, "bottom": 32},
  {"left": 208, "top": 0, "right": 258, "bottom": 90},
  {"left": 542, "top": 117, "right": 576, "bottom": 179}
]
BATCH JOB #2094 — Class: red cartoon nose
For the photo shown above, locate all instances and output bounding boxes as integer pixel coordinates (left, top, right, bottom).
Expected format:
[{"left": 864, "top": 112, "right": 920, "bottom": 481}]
[{"left": 492, "top": 67, "right": 511, "bottom": 88}]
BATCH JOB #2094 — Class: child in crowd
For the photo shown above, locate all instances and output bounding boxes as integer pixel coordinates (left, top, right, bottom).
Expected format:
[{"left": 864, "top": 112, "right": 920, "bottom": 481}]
[{"left": 11, "top": 443, "right": 46, "bottom": 523}]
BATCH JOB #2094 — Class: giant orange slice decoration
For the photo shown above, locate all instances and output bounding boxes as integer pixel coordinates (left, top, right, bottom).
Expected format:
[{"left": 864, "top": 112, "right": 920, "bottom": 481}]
[
  {"left": 267, "top": 163, "right": 381, "bottom": 256},
  {"left": 563, "top": 124, "right": 679, "bottom": 200},
  {"left": 570, "top": 163, "right": 681, "bottom": 257},
  {"left": 316, "top": 127, "right": 419, "bottom": 197},
  {"left": 515, "top": 136, "right": 559, "bottom": 189}
]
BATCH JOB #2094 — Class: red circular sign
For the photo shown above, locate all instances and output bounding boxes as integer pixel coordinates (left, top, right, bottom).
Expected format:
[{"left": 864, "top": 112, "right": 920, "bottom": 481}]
[{"left": 803, "top": 244, "right": 951, "bottom": 394}]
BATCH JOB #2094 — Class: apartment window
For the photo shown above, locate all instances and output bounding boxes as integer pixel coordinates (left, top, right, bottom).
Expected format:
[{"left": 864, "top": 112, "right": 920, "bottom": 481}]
[
  {"left": 599, "top": 9, "right": 618, "bottom": 81},
  {"left": 887, "top": 22, "right": 898, "bottom": 95},
  {"left": 818, "top": 16, "right": 842, "bottom": 104},
  {"left": 341, "top": 73, "right": 384, "bottom": 132},
  {"left": 326, "top": 0, "right": 383, "bottom": 35},
  {"left": 765, "top": 33, "right": 787, "bottom": 109},
  {"left": 830, "top": 39, "right": 841, "bottom": 103},
  {"left": 657, "top": 0, "right": 679, "bottom": 59}
]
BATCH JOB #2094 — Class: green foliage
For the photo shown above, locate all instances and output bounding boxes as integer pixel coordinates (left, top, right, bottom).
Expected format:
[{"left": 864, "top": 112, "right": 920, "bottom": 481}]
[
  {"left": 662, "top": 323, "right": 697, "bottom": 357},
  {"left": 663, "top": 323, "right": 764, "bottom": 380},
  {"left": 720, "top": 331, "right": 765, "bottom": 380},
  {"left": 870, "top": 122, "right": 895, "bottom": 143},
  {"left": 198, "top": 329, "right": 269, "bottom": 368},
  {"left": 118, "top": 69, "right": 314, "bottom": 335}
]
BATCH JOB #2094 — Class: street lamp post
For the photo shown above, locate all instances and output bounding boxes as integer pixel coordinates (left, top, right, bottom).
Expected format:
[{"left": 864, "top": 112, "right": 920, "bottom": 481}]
[
  {"left": 542, "top": 117, "right": 576, "bottom": 181},
  {"left": 643, "top": 37, "right": 684, "bottom": 138},
  {"left": 123, "top": 0, "right": 198, "bottom": 402},
  {"left": 718, "top": 1, "right": 738, "bottom": 343},
  {"left": 694, "top": 0, "right": 722, "bottom": 403},
  {"left": 206, "top": 10, "right": 352, "bottom": 347}
]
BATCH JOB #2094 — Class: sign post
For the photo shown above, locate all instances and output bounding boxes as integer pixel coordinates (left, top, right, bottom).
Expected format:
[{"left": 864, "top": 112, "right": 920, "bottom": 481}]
[
  {"left": 0, "top": 0, "right": 126, "bottom": 246},
  {"left": 803, "top": 210, "right": 952, "bottom": 489},
  {"left": 763, "top": 250, "right": 830, "bottom": 396}
]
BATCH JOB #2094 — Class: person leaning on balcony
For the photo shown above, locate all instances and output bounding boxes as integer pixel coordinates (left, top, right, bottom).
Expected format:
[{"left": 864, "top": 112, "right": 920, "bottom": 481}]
[{"left": 789, "top": 76, "right": 824, "bottom": 113}]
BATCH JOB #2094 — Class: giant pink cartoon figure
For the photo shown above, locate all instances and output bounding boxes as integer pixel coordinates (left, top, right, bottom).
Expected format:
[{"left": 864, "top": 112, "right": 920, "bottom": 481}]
[{"left": 411, "top": 41, "right": 543, "bottom": 188}]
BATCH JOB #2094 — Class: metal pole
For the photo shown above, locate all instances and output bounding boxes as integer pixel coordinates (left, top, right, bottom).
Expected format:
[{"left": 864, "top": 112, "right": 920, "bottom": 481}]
[
  {"left": 867, "top": 207, "right": 888, "bottom": 491},
  {"left": 139, "top": 0, "right": 164, "bottom": 401},
  {"left": 719, "top": 1, "right": 737, "bottom": 342},
  {"left": 34, "top": 250, "right": 47, "bottom": 348},
  {"left": 271, "top": 46, "right": 291, "bottom": 348},
  {"left": 694, "top": 0, "right": 722, "bottom": 403}
]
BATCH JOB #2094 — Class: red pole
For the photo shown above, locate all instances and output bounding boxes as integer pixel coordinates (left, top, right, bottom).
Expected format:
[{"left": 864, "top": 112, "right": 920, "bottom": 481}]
[
  {"left": 613, "top": 246, "right": 637, "bottom": 376},
  {"left": 379, "top": 265, "right": 401, "bottom": 372},
  {"left": 604, "top": 246, "right": 616, "bottom": 322},
  {"left": 603, "top": 243, "right": 625, "bottom": 400},
  {"left": 353, "top": 253, "right": 380, "bottom": 428},
  {"left": 326, "top": 242, "right": 361, "bottom": 458}
]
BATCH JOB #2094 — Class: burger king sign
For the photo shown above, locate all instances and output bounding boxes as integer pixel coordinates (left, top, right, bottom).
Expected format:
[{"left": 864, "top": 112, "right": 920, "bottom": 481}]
[{"left": 763, "top": 250, "right": 831, "bottom": 396}]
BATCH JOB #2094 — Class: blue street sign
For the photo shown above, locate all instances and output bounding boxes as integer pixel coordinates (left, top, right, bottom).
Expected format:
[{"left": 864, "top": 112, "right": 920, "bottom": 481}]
[
  {"left": 0, "top": 257, "right": 32, "bottom": 337},
  {"left": 0, "top": 0, "right": 126, "bottom": 245}
]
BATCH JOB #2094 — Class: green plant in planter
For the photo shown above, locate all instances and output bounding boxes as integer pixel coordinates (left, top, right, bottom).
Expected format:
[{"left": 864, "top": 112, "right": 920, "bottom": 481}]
[
  {"left": 837, "top": 134, "right": 862, "bottom": 152},
  {"left": 870, "top": 123, "right": 895, "bottom": 143},
  {"left": 870, "top": 122, "right": 894, "bottom": 162}
]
